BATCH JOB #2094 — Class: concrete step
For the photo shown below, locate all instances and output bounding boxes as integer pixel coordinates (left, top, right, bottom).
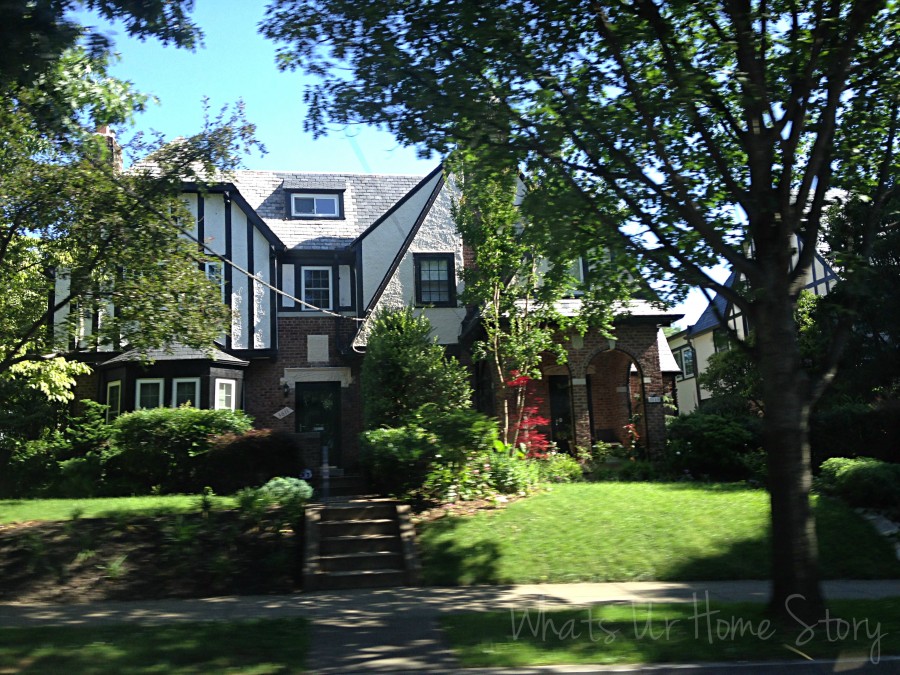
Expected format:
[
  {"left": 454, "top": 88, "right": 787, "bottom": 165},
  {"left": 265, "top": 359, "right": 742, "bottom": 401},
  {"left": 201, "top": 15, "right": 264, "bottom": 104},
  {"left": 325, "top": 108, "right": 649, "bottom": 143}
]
[
  {"left": 314, "top": 474, "right": 370, "bottom": 497},
  {"left": 319, "top": 534, "right": 400, "bottom": 556},
  {"left": 318, "top": 551, "right": 404, "bottom": 573},
  {"left": 304, "top": 500, "right": 419, "bottom": 590},
  {"left": 321, "top": 503, "right": 398, "bottom": 521},
  {"left": 319, "top": 518, "right": 397, "bottom": 537},
  {"left": 314, "top": 569, "right": 407, "bottom": 590}
]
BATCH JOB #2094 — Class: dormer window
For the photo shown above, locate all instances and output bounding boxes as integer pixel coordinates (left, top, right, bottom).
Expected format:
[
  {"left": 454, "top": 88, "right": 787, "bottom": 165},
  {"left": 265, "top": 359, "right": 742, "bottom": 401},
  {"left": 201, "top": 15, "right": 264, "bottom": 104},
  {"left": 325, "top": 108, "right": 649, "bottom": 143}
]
[{"left": 289, "top": 192, "right": 342, "bottom": 218}]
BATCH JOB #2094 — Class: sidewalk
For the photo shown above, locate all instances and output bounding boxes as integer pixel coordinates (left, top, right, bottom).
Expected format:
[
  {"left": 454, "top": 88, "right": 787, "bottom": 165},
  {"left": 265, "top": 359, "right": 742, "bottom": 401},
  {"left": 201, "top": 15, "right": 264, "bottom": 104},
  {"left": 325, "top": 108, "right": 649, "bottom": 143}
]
[{"left": 2, "top": 580, "right": 900, "bottom": 672}]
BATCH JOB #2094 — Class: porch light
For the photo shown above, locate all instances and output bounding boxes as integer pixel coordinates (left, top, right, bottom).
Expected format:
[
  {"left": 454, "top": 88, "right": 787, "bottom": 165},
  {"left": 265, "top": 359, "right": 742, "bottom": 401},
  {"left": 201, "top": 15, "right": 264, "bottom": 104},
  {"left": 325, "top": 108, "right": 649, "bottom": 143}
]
[{"left": 282, "top": 381, "right": 291, "bottom": 397}]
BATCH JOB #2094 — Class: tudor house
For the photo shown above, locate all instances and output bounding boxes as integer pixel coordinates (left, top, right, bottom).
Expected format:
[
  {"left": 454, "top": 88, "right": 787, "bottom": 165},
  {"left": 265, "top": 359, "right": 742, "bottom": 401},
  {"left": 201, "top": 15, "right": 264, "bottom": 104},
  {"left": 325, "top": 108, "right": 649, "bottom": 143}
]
[
  {"left": 58, "top": 162, "right": 683, "bottom": 471},
  {"left": 667, "top": 238, "right": 840, "bottom": 413}
]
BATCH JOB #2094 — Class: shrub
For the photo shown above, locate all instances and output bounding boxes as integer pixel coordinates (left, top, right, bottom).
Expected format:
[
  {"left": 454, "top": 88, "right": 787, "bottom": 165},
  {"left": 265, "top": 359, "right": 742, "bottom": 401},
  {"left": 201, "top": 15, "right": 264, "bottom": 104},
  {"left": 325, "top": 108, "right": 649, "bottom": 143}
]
[
  {"left": 537, "top": 452, "right": 583, "bottom": 483},
  {"left": 257, "top": 476, "right": 314, "bottom": 505},
  {"left": 105, "top": 407, "right": 253, "bottom": 494},
  {"left": 361, "top": 424, "right": 435, "bottom": 496},
  {"left": 664, "top": 412, "right": 761, "bottom": 481},
  {"left": 361, "top": 407, "right": 502, "bottom": 501},
  {"left": 816, "top": 457, "right": 900, "bottom": 509},
  {"left": 811, "top": 402, "right": 898, "bottom": 465},
  {"left": 489, "top": 450, "right": 542, "bottom": 494},
  {"left": 361, "top": 307, "right": 472, "bottom": 429},
  {"left": 205, "top": 429, "right": 303, "bottom": 494},
  {"left": 0, "top": 440, "right": 57, "bottom": 498}
]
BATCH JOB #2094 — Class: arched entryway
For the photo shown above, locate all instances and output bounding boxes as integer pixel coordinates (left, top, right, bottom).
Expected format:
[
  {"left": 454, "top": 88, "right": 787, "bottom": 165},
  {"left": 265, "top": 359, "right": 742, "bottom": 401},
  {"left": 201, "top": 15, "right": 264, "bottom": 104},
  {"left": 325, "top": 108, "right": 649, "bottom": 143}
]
[{"left": 585, "top": 349, "right": 648, "bottom": 451}]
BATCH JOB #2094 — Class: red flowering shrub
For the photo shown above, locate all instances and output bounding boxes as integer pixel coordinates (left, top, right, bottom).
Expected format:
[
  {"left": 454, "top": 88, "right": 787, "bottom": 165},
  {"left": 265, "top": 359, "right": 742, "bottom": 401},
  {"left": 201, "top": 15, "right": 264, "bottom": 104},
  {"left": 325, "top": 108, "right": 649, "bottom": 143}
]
[{"left": 506, "top": 371, "right": 551, "bottom": 458}]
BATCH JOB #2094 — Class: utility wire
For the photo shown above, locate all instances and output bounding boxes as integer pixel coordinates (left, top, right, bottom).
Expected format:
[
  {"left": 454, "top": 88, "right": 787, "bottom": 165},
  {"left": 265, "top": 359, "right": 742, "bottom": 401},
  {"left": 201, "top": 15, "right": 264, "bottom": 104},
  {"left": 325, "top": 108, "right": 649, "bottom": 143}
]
[{"left": 178, "top": 221, "right": 368, "bottom": 322}]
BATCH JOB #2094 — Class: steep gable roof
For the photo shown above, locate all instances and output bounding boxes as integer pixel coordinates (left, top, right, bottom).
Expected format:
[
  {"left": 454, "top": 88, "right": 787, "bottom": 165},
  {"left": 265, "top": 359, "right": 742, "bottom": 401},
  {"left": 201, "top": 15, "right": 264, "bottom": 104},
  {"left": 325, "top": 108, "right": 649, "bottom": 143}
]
[{"left": 688, "top": 270, "right": 738, "bottom": 337}]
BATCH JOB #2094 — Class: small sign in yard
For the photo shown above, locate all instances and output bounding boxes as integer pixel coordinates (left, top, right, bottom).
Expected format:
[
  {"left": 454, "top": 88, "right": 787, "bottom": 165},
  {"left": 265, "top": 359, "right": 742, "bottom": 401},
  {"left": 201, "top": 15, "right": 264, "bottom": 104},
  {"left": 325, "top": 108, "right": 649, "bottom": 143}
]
[{"left": 273, "top": 407, "right": 294, "bottom": 419}]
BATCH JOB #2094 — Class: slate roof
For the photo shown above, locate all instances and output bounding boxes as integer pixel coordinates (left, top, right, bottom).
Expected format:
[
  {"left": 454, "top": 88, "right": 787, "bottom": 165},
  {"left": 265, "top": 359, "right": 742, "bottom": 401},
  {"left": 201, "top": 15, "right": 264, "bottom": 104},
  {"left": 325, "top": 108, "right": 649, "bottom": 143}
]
[
  {"left": 101, "top": 344, "right": 249, "bottom": 367},
  {"left": 230, "top": 170, "right": 428, "bottom": 250},
  {"left": 688, "top": 270, "right": 737, "bottom": 336}
]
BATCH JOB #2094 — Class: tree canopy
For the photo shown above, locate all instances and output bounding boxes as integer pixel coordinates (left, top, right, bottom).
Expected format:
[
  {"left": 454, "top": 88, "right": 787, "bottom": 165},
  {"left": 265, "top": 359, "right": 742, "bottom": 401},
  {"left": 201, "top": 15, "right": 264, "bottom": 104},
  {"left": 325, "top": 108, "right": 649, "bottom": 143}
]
[
  {"left": 0, "top": 0, "right": 201, "bottom": 89},
  {"left": 0, "top": 1, "right": 260, "bottom": 419},
  {"left": 0, "top": 48, "right": 258, "bottom": 381},
  {"left": 262, "top": 0, "right": 900, "bottom": 619}
]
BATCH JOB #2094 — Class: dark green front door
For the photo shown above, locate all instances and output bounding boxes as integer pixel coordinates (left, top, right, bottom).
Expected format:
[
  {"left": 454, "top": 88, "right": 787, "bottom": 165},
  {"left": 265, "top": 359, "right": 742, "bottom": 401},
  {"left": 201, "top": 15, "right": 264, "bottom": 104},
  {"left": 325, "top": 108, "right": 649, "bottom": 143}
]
[
  {"left": 548, "top": 375, "right": 574, "bottom": 454},
  {"left": 295, "top": 382, "right": 341, "bottom": 466}
]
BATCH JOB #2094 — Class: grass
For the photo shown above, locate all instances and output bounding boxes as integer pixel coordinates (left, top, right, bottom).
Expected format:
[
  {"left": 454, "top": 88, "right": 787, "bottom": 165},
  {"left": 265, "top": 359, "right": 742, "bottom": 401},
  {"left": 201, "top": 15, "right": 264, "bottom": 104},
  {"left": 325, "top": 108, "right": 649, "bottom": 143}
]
[
  {"left": 0, "top": 495, "right": 236, "bottom": 524},
  {"left": 418, "top": 483, "right": 900, "bottom": 585},
  {"left": 442, "top": 598, "right": 900, "bottom": 667},
  {"left": 0, "top": 619, "right": 309, "bottom": 674}
]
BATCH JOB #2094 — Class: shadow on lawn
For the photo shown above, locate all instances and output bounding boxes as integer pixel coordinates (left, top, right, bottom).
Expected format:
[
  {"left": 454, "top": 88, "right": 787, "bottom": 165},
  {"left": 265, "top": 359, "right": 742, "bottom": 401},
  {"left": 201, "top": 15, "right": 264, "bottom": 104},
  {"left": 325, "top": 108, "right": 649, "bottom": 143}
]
[
  {"left": 664, "top": 497, "right": 900, "bottom": 582},
  {"left": 418, "top": 515, "right": 505, "bottom": 586}
]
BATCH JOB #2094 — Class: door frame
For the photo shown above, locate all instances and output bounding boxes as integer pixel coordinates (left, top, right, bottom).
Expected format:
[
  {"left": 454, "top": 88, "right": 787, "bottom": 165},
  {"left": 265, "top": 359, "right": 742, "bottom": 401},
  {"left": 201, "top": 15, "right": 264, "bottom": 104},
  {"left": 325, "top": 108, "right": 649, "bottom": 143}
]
[{"left": 295, "top": 381, "right": 342, "bottom": 466}]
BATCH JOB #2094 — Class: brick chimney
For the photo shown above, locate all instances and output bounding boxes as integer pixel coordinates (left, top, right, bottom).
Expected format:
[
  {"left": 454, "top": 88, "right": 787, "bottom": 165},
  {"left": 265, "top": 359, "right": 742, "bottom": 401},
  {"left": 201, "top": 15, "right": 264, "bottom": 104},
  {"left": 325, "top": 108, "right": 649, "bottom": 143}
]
[{"left": 95, "top": 125, "right": 123, "bottom": 173}]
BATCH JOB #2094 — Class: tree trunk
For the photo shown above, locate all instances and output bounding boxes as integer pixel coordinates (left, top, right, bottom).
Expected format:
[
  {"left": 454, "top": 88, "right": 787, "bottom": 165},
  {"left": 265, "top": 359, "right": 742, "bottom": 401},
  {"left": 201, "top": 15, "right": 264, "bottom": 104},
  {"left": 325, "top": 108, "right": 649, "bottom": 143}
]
[{"left": 755, "top": 292, "right": 825, "bottom": 623}]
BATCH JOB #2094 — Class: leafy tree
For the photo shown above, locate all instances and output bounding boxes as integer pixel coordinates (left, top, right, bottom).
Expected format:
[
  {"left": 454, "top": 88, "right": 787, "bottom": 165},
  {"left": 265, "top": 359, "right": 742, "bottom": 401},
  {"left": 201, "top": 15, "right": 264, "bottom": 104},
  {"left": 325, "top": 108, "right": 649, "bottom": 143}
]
[
  {"left": 360, "top": 307, "right": 472, "bottom": 429},
  {"left": 0, "top": 49, "right": 257, "bottom": 385},
  {"left": 449, "top": 148, "right": 638, "bottom": 447},
  {"left": 700, "top": 291, "right": 823, "bottom": 412},
  {"left": 262, "top": 0, "right": 900, "bottom": 619},
  {"left": 448, "top": 149, "right": 565, "bottom": 446},
  {"left": 0, "top": 0, "right": 200, "bottom": 89}
]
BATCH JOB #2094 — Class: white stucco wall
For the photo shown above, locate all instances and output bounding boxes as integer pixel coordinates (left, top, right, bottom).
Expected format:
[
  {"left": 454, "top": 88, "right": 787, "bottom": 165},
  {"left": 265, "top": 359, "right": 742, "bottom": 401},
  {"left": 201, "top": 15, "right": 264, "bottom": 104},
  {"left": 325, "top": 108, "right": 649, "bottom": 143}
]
[
  {"left": 370, "top": 180, "right": 466, "bottom": 344},
  {"left": 230, "top": 201, "right": 249, "bottom": 349},
  {"left": 253, "top": 228, "right": 271, "bottom": 349},
  {"left": 360, "top": 171, "right": 441, "bottom": 309}
]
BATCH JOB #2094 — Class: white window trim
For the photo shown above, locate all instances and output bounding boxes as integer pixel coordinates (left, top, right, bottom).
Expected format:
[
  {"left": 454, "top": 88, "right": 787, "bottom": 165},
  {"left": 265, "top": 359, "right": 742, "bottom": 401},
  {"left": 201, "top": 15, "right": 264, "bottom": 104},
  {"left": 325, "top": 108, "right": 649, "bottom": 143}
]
[
  {"left": 678, "top": 347, "right": 696, "bottom": 380},
  {"left": 291, "top": 193, "right": 340, "bottom": 218},
  {"left": 215, "top": 378, "right": 236, "bottom": 410},
  {"left": 205, "top": 261, "right": 226, "bottom": 302},
  {"left": 301, "top": 266, "right": 333, "bottom": 311},
  {"left": 135, "top": 378, "right": 165, "bottom": 409},
  {"left": 172, "top": 377, "right": 201, "bottom": 408},
  {"left": 106, "top": 380, "right": 122, "bottom": 421}
]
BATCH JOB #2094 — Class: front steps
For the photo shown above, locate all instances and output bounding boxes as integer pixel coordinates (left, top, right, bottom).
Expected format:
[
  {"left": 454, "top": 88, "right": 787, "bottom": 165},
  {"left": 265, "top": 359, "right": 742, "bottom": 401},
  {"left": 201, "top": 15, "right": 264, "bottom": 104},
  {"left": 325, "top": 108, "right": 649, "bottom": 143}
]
[{"left": 304, "top": 501, "right": 420, "bottom": 590}]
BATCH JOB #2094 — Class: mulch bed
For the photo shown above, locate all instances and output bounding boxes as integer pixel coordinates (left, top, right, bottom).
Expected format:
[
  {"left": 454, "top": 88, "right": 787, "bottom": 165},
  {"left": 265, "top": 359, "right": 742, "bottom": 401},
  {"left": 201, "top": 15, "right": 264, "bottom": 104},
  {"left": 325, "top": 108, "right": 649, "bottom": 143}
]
[{"left": 0, "top": 511, "right": 301, "bottom": 604}]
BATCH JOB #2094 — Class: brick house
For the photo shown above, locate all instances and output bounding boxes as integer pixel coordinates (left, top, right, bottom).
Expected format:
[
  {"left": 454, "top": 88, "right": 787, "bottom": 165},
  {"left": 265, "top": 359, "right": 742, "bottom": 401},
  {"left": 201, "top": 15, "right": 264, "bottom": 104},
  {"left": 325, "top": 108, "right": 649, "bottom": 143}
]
[{"left": 59, "top": 163, "right": 683, "bottom": 470}]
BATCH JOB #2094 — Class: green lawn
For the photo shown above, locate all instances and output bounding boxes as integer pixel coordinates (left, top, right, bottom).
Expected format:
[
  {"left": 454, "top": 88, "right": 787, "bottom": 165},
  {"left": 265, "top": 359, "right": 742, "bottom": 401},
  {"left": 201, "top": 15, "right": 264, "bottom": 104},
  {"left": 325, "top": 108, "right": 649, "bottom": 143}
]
[
  {"left": 418, "top": 483, "right": 900, "bottom": 585},
  {"left": 0, "top": 495, "right": 236, "bottom": 524},
  {"left": 0, "top": 619, "right": 308, "bottom": 674},
  {"left": 443, "top": 598, "right": 899, "bottom": 667}
]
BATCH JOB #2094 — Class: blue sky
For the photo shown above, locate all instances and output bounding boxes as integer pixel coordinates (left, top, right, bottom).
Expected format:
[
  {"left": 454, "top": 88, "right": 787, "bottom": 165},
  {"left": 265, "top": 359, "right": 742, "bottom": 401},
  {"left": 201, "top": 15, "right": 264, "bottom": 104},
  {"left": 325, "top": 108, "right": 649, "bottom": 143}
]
[
  {"left": 81, "top": 0, "right": 716, "bottom": 326},
  {"left": 88, "top": 0, "right": 436, "bottom": 175}
]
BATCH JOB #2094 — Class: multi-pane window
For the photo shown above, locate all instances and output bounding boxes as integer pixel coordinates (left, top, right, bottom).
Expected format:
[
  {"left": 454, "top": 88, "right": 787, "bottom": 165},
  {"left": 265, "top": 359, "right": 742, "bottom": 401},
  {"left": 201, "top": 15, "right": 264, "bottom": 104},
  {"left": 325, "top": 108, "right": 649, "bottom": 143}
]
[
  {"left": 136, "top": 379, "right": 164, "bottom": 409},
  {"left": 414, "top": 253, "right": 456, "bottom": 307},
  {"left": 713, "top": 328, "right": 733, "bottom": 353},
  {"left": 205, "top": 261, "right": 225, "bottom": 302},
  {"left": 291, "top": 193, "right": 340, "bottom": 218},
  {"left": 172, "top": 378, "right": 200, "bottom": 407},
  {"left": 215, "top": 378, "right": 236, "bottom": 410},
  {"left": 106, "top": 381, "right": 122, "bottom": 421},
  {"left": 674, "top": 347, "right": 696, "bottom": 380},
  {"left": 301, "top": 266, "right": 332, "bottom": 311}
]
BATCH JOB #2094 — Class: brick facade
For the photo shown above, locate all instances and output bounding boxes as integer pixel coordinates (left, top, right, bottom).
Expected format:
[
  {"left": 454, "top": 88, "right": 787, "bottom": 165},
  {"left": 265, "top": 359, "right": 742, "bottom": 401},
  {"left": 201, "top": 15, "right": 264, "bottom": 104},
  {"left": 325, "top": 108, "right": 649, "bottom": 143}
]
[
  {"left": 528, "top": 322, "right": 668, "bottom": 455},
  {"left": 244, "top": 315, "right": 364, "bottom": 471}
]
